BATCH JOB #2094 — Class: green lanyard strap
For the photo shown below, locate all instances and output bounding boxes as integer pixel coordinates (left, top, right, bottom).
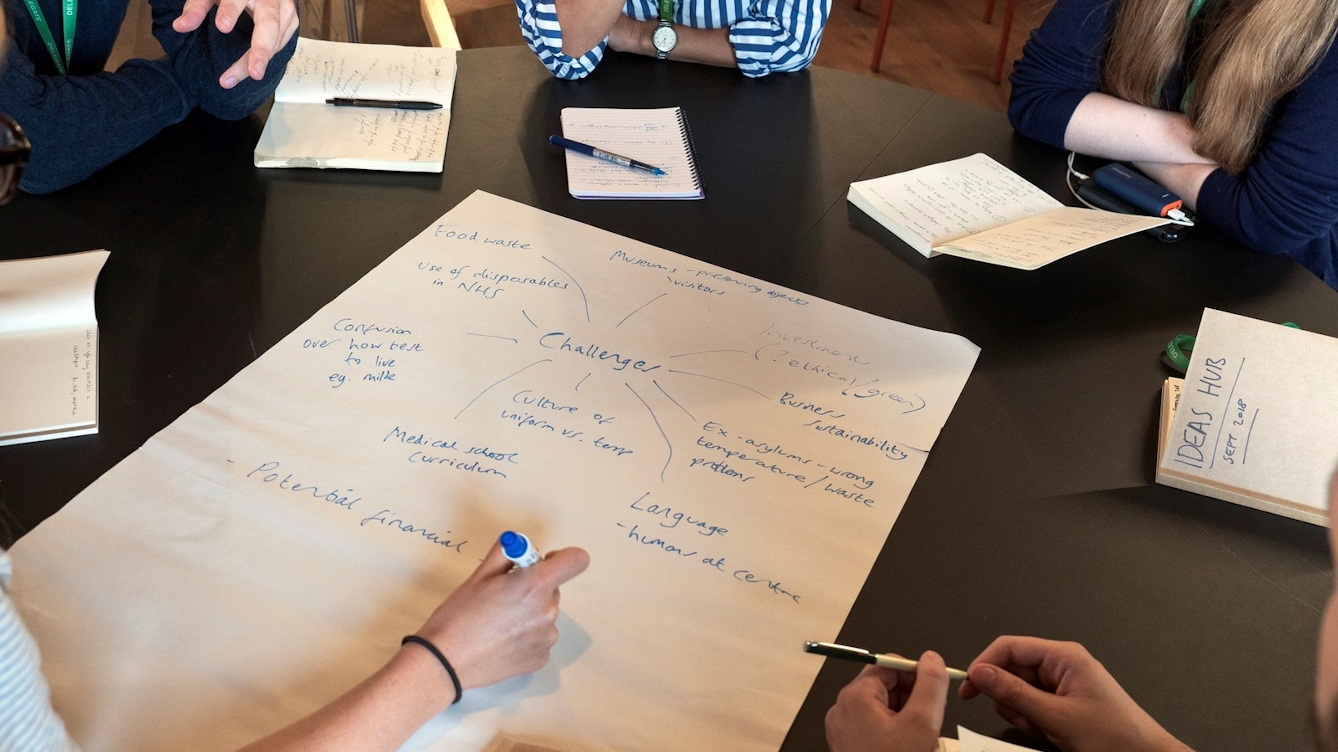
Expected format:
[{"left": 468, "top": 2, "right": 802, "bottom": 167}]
[
  {"left": 1165, "top": 0, "right": 1208, "bottom": 112},
  {"left": 658, "top": 0, "right": 673, "bottom": 23},
  {"left": 21, "top": 0, "right": 77, "bottom": 77}
]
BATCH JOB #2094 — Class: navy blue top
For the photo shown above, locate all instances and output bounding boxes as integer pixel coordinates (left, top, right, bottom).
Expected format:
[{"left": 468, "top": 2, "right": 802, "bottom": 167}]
[
  {"left": 1009, "top": 0, "right": 1338, "bottom": 290},
  {"left": 1, "top": 0, "right": 296, "bottom": 193}
]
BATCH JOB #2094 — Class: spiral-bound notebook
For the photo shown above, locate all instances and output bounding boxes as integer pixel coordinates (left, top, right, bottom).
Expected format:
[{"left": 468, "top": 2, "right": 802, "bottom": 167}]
[{"left": 559, "top": 107, "right": 704, "bottom": 200}]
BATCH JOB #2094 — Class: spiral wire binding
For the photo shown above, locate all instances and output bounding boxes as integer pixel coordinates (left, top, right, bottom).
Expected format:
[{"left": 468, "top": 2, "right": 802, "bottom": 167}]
[{"left": 675, "top": 109, "right": 705, "bottom": 197}]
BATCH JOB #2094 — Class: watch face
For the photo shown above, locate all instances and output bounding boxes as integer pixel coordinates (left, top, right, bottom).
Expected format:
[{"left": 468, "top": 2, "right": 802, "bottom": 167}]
[{"left": 652, "top": 24, "right": 678, "bottom": 53}]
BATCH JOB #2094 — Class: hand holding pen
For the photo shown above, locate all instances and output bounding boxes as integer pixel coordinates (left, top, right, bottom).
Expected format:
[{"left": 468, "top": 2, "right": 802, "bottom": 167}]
[
  {"left": 819, "top": 637, "right": 1191, "bottom": 752},
  {"left": 825, "top": 651, "right": 953, "bottom": 752},
  {"left": 958, "top": 637, "right": 1190, "bottom": 752}
]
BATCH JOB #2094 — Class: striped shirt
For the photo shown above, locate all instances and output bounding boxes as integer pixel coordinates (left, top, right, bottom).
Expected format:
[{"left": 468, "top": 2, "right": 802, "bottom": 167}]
[
  {"left": 517, "top": 0, "right": 830, "bottom": 79},
  {"left": 0, "top": 554, "right": 78, "bottom": 752}
]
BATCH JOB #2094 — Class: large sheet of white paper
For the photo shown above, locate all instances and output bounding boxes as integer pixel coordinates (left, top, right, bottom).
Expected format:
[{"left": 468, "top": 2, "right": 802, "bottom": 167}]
[{"left": 11, "top": 192, "right": 979, "bottom": 751}]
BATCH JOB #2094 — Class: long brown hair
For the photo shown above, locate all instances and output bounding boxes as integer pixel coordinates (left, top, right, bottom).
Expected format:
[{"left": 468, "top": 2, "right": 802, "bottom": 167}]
[{"left": 1102, "top": 0, "right": 1338, "bottom": 173}]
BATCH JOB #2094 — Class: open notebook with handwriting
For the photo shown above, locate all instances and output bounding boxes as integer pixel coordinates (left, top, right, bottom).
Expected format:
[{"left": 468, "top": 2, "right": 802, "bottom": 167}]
[
  {"left": 0, "top": 250, "right": 108, "bottom": 446},
  {"left": 255, "top": 38, "right": 456, "bottom": 173},
  {"left": 559, "top": 107, "right": 704, "bottom": 199}
]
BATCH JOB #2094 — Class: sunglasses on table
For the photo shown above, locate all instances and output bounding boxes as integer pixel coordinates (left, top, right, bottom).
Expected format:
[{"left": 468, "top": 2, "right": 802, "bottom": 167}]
[{"left": 1, "top": 114, "right": 31, "bottom": 204}]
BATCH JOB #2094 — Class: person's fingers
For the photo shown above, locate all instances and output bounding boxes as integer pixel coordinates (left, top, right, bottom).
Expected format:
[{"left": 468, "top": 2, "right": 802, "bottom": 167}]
[
  {"left": 213, "top": 0, "right": 249, "bottom": 33},
  {"left": 860, "top": 665, "right": 901, "bottom": 695},
  {"left": 245, "top": 0, "right": 281, "bottom": 79},
  {"left": 172, "top": 0, "right": 217, "bottom": 32},
  {"left": 533, "top": 546, "right": 590, "bottom": 588},
  {"left": 993, "top": 701, "right": 1043, "bottom": 737},
  {"left": 969, "top": 663, "right": 1062, "bottom": 727},
  {"left": 835, "top": 666, "right": 894, "bottom": 711},
  {"left": 897, "top": 651, "right": 949, "bottom": 728},
  {"left": 971, "top": 635, "right": 1078, "bottom": 692},
  {"left": 959, "top": 678, "right": 981, "bottom": 701},
  {"left": 971, "top": 635, "right": 1054, "bottom": 674},
  {"left": 218, "top": 51, "right": 251, "bottom": 89},
  {"left": 466, "top": 540, "right": 516, "bottom": 581}
]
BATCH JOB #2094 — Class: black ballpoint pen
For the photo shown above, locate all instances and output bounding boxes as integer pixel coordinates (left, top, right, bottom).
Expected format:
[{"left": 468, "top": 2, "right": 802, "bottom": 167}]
[{"left": 326, "top": 98, "right": 443, "bottom": 110}]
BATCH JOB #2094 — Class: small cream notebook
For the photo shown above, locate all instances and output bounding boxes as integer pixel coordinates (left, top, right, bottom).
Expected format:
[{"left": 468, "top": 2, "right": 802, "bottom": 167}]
[
  {"left": 559, "top": 107, "right": 704, "bottom": 199},
  {"left": 848, "top": 153, "right": 1167, "bottom": 270},
  {"left": 1156, "top": 309, "right": 1338, "bottom": 526},
  {"left": 255, "top": 38, "right": 457, "bottom": 173},
  {"left": 0, "top": 250, "right": 109, "bottom": 446}
]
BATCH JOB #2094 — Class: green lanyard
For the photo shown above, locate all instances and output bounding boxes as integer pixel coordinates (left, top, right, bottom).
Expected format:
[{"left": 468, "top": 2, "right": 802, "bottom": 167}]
[
  {"left": 21, "top": 0, "right": 77, "bottom": 76},
  {"left": 1177, "top": 0, "right": 1207, "bottom": 112},
  {"left": 1153, "top": 0, "right": 1208, "bottom": 110},
  {"left": 658, "top": 0, "right": 672, "bottom": 23}
]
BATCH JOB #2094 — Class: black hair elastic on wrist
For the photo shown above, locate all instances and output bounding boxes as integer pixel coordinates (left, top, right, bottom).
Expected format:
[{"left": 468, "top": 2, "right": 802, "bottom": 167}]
[{"left": 401, "top": 634, "right": 463, "bottom": 704}]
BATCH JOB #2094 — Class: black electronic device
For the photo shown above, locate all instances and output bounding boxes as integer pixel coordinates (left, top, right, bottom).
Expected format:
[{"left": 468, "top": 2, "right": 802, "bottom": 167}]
[{"left": 1075, "top": 179, "right": 1193, "bottom": 243}]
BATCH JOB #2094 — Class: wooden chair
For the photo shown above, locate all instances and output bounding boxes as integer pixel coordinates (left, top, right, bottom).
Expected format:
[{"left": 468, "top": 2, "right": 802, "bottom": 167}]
[
  {"left": 859, "top": 0, "right": 1018, "bottom": 83},
  {"left": 421, "top": 0, "right": 464, "bottom": 47},
  {"left": 421, "top": 0, "right": 511, "bottom": 48}
]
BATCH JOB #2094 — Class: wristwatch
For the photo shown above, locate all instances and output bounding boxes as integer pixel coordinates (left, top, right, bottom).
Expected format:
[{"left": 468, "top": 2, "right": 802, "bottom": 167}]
[{"left": 652, "top": 0, "right": 677, "bottom": 59}]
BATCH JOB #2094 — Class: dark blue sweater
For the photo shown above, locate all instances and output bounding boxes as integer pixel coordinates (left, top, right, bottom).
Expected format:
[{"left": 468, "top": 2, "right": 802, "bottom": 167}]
[
  {"left": 1, "top": 0, "right": 296, "bottom": 193},
  {"left": 1009, "top": 0, "right": 1338, "bottom": 290}
]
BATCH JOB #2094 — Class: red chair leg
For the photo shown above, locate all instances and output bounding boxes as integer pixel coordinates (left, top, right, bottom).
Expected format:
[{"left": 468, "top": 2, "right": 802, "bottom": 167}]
[
  {"left": 992, "top": 0, "right": 1018, "bottom": 83},
  {"left": 870, "top": 0, "right": 896, "bottom": 72}
]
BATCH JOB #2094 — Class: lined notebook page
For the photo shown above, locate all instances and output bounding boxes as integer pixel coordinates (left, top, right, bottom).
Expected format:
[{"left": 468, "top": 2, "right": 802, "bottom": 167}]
[{"left": 559, "top": 107, "right": 703, "bottom": 199}]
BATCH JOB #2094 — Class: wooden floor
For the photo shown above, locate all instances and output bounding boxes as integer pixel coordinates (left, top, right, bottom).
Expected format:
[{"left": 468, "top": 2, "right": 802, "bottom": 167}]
[{"left": 112, "top": 0, "right": 1054, "bottom": 113}]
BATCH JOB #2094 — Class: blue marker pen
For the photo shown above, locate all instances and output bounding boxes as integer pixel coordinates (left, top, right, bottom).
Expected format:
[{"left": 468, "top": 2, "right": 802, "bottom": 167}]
[{"left": 500, "top": 530, "right": 541, "bottom": 568}]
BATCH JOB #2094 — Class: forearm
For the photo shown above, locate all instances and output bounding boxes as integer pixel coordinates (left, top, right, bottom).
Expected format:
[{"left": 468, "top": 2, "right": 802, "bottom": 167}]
[
  {"left": 1064, "top": 93, "right": 1215, "bottom": 165},
  {"left": 1132, "top": 161, "right": 1215, "bottom": 212},
  {"left": 611, "top": 17, "right": 737, "bottom": 68},
  {"left": 0, "top": 49, "right": 193, "bottom": 193},
  {"left": 555, "top": 0, "right": 628, "bottom": 58},
  {"left": 238, "top": 646, "right": 455, "bottom": 752}
]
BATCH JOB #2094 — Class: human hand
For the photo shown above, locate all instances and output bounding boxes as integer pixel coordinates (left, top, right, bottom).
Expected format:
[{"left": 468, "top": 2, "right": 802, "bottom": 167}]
[
  {"left": 825, "top": 652, "right": 949, "bottom": 752},
  {"left": 409, "top": 540, "right": 590, "bottom": 693},
  {"left": 959, "top": 637, "right": 1191, "bottom": 752},
  {"left": 172, "top": 0, "right": 299, "bottom": 88}
]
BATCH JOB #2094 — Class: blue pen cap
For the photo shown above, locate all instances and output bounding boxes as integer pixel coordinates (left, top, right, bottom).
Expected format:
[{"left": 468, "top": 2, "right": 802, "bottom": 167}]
[{"left": 500, "top": 531, "right": 528, "bottom": 559}]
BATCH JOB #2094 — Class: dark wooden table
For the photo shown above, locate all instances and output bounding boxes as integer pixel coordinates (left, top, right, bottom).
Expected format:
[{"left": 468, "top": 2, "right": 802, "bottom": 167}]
[{"left": 1, "top": 46, "right": 1332, "bottom": 752}]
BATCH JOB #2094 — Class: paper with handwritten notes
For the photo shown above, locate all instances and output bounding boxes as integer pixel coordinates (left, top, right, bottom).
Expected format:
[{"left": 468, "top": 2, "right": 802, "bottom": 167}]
[
  {"left": 559, "top": 108, "right": 704, "bottom": 199},
  {"left": 10, "top": 192, "right": 979, "bottom": 751},
  {"left": 0, "top": 250, "right": 108, "bottom": 446},
  {"left": 1156, "top": 308, "right": 1338, "bottom": 526},
  {"left": 848, "top": 153, "right": 1167, "bottom": 269},
  {"left": 255, "top": 38, "right": 456, "bottom": 172}
]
